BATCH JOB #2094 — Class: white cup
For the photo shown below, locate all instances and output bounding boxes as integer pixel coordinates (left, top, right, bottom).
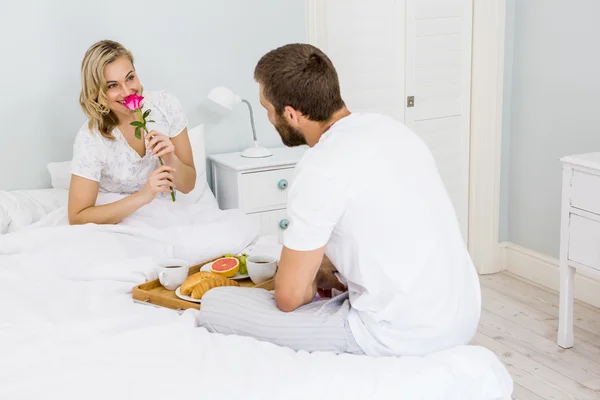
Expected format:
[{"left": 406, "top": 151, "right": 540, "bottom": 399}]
[
  {"left": 246, "top": 255, "right": 277, "bottom": 285},
  {"left": 156, "top": 259, "right": 190, "bottom": 290}
]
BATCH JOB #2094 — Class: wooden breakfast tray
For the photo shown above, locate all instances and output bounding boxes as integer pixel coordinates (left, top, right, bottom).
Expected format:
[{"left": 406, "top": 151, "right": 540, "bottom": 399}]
[{"left": 132, "top": 258, "right": 274, "bottom": 311}]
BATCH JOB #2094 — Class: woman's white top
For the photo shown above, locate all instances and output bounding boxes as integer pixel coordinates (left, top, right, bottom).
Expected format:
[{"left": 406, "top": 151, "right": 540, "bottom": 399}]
[{"left": 70, "top": 90, "right": 187, "bottom": 197}]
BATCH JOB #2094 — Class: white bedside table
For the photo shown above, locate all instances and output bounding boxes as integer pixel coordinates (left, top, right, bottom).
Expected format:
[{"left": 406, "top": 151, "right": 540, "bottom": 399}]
[
  {"left": 558, "top": 153, "right": 600, "bottom": 348},
  {"left": 208, "top": 146, "right": 308, "bottom": 243}
]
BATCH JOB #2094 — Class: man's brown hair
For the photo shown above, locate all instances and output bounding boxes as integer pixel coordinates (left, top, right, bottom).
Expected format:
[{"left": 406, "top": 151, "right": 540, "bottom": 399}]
[{"left": 254, "top": 43, "right": 345, "bottom": 122}]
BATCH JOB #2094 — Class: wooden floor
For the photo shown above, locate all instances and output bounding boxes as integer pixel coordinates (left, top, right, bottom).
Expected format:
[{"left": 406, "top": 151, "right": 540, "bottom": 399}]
[{"left": 475, "top": 273, "right": 600, "bottom": 400}]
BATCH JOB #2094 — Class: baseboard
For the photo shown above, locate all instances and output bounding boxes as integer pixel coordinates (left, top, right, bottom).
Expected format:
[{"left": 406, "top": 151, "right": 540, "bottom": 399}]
[{"left": 499, "top": 241, "right": 600, "bottom": 309}]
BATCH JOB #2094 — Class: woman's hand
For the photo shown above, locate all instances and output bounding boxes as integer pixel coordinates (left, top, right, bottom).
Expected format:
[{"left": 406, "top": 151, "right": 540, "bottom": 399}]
[
  {"left": 146, "top": 130, "right": 175, "bottom": 163},
  {"left": 140, "top": 165, "right": 176, "bottom": 203}
]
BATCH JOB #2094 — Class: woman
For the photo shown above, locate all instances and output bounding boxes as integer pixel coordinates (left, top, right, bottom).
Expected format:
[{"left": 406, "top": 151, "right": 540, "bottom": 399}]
[{"left": 68, "top": 40, "right": 196, "bottom": 225}]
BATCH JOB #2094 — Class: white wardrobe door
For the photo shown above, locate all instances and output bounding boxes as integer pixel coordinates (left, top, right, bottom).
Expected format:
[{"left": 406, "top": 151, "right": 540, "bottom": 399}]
[
  {"left": 309, "top": 0, "right": 472, "bottom": 239},
  {"left": 311, "top": 0, "right": 406, "bottom": 123},
  {"left": 405, "top": 0, "right": 473, "bottom": 239}
]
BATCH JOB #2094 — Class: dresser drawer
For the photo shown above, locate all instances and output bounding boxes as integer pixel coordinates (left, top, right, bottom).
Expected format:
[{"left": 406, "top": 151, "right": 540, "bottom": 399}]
[
  {"left": 247, "top": 209, "right": 290, "bottom": 243},
  {"left": 239, "top": 168, "right": 295, "bottom": 213},
  {"left": 568, "top": 214, "right": 600, "bottom": 271},
  {"left": 570, "top": 170, "right": 600, "bottom": 216}
]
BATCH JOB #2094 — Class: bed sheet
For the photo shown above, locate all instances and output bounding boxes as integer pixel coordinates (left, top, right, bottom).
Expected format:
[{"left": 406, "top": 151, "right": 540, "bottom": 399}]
[
  {"left": 0, "top": 188, "right": 68, "bottom": 234},
  {"left": 0, "top": 197, "right": 513, "bottom": 400}
]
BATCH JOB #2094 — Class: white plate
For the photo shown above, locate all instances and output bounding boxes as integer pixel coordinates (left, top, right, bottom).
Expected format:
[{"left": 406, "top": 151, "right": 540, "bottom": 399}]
[
  {"left": 175, "top": 287, "right": 201, "bottom": 303},
  {"left": 200, "top": 261, "right": 249, "bottom": 280}
]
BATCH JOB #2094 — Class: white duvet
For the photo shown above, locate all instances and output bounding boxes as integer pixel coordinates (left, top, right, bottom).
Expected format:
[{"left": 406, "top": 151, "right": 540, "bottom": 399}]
[{"left": 0, "top": 193, "right": 513, "bottom": 400}]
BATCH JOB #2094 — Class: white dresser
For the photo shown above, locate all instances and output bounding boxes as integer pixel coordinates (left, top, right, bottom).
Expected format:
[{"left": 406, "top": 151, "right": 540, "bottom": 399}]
[
  {"left": 558, "top": 153, "right": 600, "bottom": 348},
  {"left": 208, "top": 146, "right": 307, "bottom": 243}
]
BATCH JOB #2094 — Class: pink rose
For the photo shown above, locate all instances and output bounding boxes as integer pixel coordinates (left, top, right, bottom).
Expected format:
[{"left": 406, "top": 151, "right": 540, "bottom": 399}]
[{"left": 123, "top": 93, "right": 144, "bottom": 110}]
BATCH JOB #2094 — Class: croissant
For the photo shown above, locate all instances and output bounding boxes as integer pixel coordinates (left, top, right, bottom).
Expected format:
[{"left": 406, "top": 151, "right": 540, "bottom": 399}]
[
  {"left": 180, "top": 271, "right": 218, "bottom": 295},
  {"left": 191, "top": 277, "right": 239, "bottom": 299}
]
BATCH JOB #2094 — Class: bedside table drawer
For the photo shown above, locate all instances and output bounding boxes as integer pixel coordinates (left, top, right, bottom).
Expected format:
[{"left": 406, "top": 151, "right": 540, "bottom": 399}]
[
  {"left": 248, "top": 209, "right": 290, "bottom": 243},
  {"left": 568, "top": 214, "right": 600, "bottom": 272},
  {"left": 570, "top": 170, "right": 600, "bottom": 216},
  {"left": 239, "top": 168, "right": 295, "bottom": 213}
]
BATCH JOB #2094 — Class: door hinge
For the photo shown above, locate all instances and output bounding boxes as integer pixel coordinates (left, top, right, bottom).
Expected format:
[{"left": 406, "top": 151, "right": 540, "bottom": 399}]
[{"left": 407, "top": 96, "right": 414, "bottom": 108}]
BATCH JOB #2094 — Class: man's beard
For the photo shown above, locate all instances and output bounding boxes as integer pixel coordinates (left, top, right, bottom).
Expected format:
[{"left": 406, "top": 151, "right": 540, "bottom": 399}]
[{"left": 274, "top": 114, "right": 307, "bottom": 147}]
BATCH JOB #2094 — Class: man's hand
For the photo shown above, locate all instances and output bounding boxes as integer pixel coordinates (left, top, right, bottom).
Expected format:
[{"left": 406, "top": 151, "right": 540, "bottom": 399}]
[
  {"left": 319, "top": 255, "right": 337, "bottom": 272},
  {"left": 315, "top": 266, "right": 347, "bottom": 298}
]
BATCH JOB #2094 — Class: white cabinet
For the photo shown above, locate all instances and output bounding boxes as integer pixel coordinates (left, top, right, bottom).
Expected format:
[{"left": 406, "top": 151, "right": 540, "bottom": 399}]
[
  {"left": 208, "top": 146, "right": 307, "bottom": 243},
  {"left": 558, "top": 153, "right": 600, "bottom": 348},
  {"left": 309, "top": 0, "right": 473, "bottom": 239},
  {"left": 246, "top": 209, "right": 290, "bottom": 244}
]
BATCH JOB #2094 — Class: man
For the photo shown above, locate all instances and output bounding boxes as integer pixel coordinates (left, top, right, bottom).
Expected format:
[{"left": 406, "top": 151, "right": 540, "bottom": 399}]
[{"left": 197, "top": 43, "right": 481, "bottom": 357}]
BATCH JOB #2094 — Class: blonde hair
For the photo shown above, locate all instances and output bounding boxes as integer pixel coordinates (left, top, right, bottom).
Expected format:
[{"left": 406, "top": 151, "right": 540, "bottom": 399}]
[{"left": 79, "top": 40, "right": 135, "bottom": 139}]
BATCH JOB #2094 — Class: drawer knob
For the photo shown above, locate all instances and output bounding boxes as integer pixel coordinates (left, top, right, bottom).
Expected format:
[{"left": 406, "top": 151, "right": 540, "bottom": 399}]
[
  {"left": 278, "top": 179, "right": 288, "bottom": 190},
  {"left": 279, "top": 219, "right": 289, "bottom": 229}
]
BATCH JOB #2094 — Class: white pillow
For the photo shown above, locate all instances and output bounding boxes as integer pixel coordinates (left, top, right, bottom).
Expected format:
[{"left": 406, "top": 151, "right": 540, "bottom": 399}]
[
  {"left": 47, "top": 161, "right": 72, "bottom": 190},
  {"left": 175, "top": 124, "right": 208, "bottom": 204},
  {"left": 46, "top": 124, "right": 208, "bottom": 203}
]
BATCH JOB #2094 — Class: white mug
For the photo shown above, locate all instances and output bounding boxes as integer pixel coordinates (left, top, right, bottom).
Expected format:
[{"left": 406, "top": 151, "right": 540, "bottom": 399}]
[
  {"left": 246, "top": 255, "right": 277, "bottom": 285},
  {"left": 156, "top": 259, "right": 190, "bottom": 290}
]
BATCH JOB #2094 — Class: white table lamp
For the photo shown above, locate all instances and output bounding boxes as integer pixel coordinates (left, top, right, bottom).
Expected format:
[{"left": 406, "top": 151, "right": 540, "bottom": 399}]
[{"left": 208, "top": 86, "right": 273, "bottom": 158}]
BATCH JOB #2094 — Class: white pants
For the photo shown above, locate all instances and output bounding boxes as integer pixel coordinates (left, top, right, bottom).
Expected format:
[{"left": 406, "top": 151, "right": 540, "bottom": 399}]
[{"left": 196, "top": 286, "right": 364, "bottom": 355}]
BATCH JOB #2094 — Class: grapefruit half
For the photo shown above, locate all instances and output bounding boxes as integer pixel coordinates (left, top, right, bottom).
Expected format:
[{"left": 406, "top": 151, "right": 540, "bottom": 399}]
[{"left": 210, "top": 257, "right": 240, "bottom": 278}]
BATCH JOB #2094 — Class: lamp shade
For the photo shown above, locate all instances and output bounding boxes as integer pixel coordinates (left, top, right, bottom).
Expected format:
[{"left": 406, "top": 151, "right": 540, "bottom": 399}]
[
  {"left": 207, "top": 86, "right": 242, "bottom": 110},
  {"left": 206, "top": 86, "right": 273, "bottom": 159}
]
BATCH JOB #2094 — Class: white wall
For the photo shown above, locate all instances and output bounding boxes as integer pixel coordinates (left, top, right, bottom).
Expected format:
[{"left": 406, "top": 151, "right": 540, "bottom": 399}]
[
  {"left": 0, "top": 0, "right": 307, "bottom": 190},
  {"left": 501, "top": 0, "right": 600, "bottom": 257}
]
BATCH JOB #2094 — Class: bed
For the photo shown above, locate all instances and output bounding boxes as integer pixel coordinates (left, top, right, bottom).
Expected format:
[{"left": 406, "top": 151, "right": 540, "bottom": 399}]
[{"left": 0, "top": 125, "right": 513, "bottom": 399}]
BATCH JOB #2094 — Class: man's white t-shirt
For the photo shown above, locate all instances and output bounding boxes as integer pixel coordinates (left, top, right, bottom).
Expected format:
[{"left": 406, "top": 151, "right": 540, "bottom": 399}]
[{"left": 282, "top": 113, "right": 481, "bottom": 357}]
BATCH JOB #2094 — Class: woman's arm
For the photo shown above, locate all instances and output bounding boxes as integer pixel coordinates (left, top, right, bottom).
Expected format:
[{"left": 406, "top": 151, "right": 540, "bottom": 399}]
[
  {"left": 147, "top": 128, "right": 196, "bottom": 194},
  {"left": 68, "top": 165, "right": 175, "bottom": 225}
]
